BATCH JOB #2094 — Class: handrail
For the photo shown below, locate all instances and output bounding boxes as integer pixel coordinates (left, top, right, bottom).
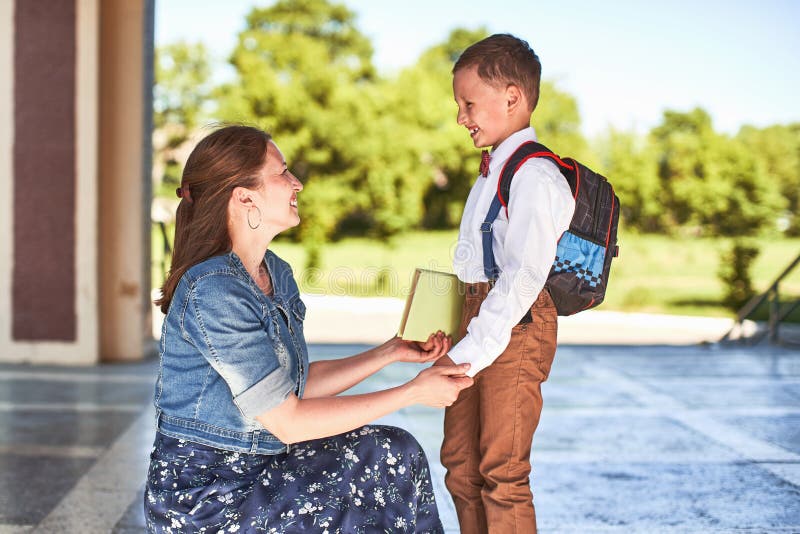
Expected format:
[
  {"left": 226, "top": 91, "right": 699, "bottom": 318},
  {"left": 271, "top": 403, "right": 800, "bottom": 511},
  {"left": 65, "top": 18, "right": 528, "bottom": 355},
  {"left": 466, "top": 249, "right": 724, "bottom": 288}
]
[{"left": 721, "top": 251, "right": 800, "bottom": 345}]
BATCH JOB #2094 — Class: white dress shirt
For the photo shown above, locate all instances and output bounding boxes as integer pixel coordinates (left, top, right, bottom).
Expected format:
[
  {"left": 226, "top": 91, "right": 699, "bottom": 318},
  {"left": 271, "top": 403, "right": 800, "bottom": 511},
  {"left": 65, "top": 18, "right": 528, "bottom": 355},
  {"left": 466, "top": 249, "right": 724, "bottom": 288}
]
[{"left": 448, "top": 127, "right": 576, "bottom": 377}]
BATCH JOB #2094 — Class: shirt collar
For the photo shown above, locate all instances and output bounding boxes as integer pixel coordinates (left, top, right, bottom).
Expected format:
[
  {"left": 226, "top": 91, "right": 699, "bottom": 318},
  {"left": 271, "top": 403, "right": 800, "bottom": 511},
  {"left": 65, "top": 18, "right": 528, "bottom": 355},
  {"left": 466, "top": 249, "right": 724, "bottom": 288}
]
[{"left": 488, "top": 126, "right": 538, "bottom": 175}]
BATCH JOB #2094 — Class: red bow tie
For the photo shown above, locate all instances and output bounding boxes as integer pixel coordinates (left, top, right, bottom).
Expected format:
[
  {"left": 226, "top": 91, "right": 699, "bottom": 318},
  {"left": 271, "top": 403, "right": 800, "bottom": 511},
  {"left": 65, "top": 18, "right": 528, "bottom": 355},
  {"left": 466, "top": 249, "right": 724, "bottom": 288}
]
[{"left": 479, "top": 150, "right": 491, "bottom": 177}]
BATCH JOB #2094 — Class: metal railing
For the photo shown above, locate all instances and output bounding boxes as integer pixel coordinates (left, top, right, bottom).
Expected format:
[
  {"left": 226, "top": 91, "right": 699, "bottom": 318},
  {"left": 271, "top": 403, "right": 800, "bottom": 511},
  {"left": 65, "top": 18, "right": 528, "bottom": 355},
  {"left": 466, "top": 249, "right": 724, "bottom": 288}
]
[
  {"left": 721, "top": 251, "right": 800, "bottom": 346},
  {"left": 155, "top": 220, "right": 173, "bottom": 278}
]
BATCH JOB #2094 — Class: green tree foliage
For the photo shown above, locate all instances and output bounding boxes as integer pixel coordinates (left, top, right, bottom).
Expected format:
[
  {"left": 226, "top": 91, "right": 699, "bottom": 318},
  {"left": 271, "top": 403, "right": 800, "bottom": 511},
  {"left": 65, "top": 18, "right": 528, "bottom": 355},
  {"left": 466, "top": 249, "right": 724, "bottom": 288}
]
[
  {"left": 157, "top": 1, "right": 798, "bottom": 247},
  {"left": 706, "top": 136, "right": 785, "bottom": 236},
  {"left": 737, "top": 124, "right": 800, "bottom": 235},
  {"left": 650, "top": 108, "right": 718, "bottom": 229},
  {"left": 153, "top": 41, "right": 212, "bottom": 197},
  {"left": 217, "top": 0, "right": 395, "bottom": 249},
  {"left": 154, "top": 41, "right": 212, "bottom": 131},
  {"left": 388, "top": 28, "right": 588, "bottom": 229},
  {"left": 650, "top": 108, "right": 785, "bottom": 236},
  {"left": 533, "top": 81, "right": 588, "bottom": 162},
  {"left": 151, "top": 41, "right": 214, "bottom": 281},
  {"left": 718, "top": 240, "right": 760, "bottom": 311},
  {"left": 389, "top": 28, "right": 489, "bottom": 229},
  {"left": 596, "top": 129, "right": 662, "bottom": 232},
  {"left": 216, "top": 12, "right": 593, "bottom": 240}
]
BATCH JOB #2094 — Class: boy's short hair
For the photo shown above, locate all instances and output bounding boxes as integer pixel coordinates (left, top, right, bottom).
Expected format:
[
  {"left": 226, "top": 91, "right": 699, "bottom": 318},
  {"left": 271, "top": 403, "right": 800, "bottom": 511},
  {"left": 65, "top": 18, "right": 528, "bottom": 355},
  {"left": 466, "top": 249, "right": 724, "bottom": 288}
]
[{"left": 453, "top": 34, "right": 542, "bottom": 112}]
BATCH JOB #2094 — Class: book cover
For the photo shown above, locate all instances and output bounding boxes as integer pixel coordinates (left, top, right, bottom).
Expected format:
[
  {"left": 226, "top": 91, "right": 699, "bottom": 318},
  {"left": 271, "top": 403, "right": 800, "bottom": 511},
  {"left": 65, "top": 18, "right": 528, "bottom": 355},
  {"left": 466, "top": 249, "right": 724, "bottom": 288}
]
[{"left": 398, "top": 268, "right": 466, "bottom": 343}]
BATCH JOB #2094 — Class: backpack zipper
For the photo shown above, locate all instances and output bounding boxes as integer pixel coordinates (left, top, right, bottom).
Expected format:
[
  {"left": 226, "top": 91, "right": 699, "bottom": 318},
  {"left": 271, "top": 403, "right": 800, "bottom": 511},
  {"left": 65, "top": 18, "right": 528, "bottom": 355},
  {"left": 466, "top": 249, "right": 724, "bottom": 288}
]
[{"left": 592, "top": 177, "right": 608, "bottom": 240}]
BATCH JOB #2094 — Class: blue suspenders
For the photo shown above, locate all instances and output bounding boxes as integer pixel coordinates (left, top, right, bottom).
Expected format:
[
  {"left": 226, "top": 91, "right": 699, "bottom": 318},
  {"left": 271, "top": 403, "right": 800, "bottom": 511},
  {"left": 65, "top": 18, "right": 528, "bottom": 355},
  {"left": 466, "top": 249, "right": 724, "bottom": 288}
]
[{"left": 480, "top": 194, "right": 504, "bottom": 281}]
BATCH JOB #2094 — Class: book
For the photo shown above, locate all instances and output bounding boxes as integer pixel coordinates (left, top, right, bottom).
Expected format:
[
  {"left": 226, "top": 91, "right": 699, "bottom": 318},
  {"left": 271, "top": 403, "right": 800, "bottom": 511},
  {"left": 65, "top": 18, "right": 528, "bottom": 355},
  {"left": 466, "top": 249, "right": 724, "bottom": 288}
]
[{"left": 398, "top": 268, "right": 466, "bottom": 343}]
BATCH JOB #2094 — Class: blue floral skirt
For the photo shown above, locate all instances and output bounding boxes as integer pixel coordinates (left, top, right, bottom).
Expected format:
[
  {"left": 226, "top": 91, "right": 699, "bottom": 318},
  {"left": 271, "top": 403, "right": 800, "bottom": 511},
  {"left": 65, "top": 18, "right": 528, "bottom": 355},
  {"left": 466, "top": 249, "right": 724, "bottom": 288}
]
[{"left": 144, "top": 425, "right": 444, "bottom": 533}]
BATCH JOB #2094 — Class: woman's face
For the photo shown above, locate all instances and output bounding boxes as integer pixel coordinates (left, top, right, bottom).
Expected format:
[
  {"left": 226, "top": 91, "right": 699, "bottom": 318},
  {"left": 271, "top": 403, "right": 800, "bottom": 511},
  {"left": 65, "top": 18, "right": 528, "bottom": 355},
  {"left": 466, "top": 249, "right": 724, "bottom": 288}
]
[{"left": 254, "top": 140, "right": 303, "bottom": 233}]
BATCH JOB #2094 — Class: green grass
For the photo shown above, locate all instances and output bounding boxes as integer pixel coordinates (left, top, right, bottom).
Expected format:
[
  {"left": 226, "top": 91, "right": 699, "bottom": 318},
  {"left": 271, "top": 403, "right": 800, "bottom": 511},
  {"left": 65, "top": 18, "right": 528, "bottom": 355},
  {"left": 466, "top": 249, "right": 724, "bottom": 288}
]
[
  {"left": 599, "top": 234, "right": 800, "bottom": 317},
  {"left": 271, "top": 231, "right": 460, "bottom": 298},
  {"left": 152, "top": 228, "right": 800, "bottom": 319}
]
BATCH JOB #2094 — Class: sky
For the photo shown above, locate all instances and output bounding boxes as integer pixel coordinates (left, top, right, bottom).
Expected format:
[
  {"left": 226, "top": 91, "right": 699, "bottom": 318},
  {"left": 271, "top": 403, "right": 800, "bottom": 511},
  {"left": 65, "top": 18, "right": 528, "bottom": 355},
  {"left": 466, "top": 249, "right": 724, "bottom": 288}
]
[{"left": 156, "top": 0, "right": 800, "bottom": 137}]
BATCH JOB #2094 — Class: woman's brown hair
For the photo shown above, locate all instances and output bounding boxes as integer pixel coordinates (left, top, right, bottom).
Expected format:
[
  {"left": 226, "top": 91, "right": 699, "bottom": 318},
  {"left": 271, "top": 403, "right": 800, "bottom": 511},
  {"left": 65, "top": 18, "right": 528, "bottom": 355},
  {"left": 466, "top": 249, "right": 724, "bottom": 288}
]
[{"left": 155, "top": 125, "right": 272, "bottom": 314}]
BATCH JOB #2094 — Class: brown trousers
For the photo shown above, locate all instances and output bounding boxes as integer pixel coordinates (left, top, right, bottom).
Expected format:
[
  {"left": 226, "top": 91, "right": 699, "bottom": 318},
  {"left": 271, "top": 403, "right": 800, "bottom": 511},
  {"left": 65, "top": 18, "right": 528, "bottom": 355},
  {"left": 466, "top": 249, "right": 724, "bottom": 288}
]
[{"left": 441, "top": 283, "right": 558, "bottom": 534}]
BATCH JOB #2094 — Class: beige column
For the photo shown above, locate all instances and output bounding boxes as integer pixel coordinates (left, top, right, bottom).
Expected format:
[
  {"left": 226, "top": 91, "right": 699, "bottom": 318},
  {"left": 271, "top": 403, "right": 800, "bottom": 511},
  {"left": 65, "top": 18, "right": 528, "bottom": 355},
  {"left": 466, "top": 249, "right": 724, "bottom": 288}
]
[
  {"left": 99, "top": 0, "right": 154, "bottom": 362},
  {"left": 0, "top": 0, "right": 100, "bottom": 364},
  {"left": 0, "top": 0, "right": 13, "bottom": 361}
]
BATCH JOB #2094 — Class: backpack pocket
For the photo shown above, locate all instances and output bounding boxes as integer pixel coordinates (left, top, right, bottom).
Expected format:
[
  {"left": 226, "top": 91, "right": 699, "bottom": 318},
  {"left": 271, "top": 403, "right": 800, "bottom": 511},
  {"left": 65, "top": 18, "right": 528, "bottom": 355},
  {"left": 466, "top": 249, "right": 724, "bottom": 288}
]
[{"left": 547, "top": 231, "right": 608, "bottom": 315}]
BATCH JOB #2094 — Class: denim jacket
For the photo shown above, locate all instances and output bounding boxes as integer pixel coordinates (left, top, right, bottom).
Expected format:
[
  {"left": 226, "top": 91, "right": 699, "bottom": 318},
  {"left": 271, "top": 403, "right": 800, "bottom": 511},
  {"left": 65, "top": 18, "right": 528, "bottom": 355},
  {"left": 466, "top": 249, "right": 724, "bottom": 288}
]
[{"left": 154, "top": 250, "right": 309, "bottom": 454}]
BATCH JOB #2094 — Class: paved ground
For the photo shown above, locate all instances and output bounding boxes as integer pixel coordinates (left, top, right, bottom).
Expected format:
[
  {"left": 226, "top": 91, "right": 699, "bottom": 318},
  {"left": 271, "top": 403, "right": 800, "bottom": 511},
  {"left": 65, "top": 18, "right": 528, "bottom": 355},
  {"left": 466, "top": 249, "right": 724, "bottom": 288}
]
[{"left": 1, "top": 337, "right": 798, "bottom": 533}]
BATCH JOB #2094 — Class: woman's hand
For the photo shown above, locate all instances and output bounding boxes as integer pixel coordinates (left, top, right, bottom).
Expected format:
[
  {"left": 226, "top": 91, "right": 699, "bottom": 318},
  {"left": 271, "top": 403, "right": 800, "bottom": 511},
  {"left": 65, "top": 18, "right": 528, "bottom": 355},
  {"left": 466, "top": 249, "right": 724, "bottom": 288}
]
[
  {"left": 433, "top": 354, "right": 456, "bottom": 367},
  {"left": 382, "top": 331, "right": 452, "bottom": 364},
  {"left": 406, "top": 364, "right": 473, "bottom": 408}
]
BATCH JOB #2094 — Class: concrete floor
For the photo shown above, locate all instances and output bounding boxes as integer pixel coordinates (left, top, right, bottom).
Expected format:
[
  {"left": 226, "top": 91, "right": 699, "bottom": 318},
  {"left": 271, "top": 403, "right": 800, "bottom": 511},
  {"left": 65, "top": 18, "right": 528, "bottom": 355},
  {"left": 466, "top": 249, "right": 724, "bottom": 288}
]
[{"left": 1, "top": 342, "right": 799, "bottom": 533}]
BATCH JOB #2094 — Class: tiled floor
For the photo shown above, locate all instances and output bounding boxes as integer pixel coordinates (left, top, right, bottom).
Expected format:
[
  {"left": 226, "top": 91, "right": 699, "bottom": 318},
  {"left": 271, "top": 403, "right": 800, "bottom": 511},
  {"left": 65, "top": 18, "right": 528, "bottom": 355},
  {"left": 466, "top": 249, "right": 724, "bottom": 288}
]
[{"left": 1, "top": 343, "right": 799, "bottom": 533}]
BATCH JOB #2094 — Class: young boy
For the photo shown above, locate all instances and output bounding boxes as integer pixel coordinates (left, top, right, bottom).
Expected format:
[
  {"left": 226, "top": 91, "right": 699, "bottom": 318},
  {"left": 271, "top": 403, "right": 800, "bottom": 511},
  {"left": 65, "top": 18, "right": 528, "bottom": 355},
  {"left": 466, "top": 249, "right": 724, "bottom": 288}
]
[{"left": 436, "top": 34, "right": 576, "bottom": 533}]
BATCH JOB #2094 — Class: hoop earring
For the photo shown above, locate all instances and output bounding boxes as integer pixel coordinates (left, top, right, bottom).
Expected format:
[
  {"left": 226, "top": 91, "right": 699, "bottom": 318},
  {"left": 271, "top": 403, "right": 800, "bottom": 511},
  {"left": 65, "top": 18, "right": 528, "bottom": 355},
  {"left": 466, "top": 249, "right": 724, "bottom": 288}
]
[{"left": 247, "top": 206, "right": 261, "bottom": 230}]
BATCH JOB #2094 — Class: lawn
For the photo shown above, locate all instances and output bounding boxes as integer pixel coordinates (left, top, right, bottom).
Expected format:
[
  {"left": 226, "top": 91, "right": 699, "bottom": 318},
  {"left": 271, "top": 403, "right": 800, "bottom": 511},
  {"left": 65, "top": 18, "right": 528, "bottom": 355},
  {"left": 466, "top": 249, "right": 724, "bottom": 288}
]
[{"left": 153, "top": 228, "right": 800, "bottom": 319}]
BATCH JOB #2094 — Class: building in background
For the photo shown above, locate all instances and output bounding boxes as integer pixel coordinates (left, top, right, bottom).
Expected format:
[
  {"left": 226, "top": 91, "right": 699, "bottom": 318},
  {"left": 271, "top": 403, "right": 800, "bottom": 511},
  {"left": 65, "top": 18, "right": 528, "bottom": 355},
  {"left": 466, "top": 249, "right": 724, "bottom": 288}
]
[{"left": 0, "top": 0, "right": 154, "bottom": 364}]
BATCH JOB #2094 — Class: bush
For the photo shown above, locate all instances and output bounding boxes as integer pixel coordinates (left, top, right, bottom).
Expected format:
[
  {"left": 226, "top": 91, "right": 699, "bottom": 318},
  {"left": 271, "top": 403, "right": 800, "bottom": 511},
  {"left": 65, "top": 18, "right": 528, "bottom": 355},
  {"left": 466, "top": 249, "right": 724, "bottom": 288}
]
[{"left": 718, "top": 240, "right": 760, "bottom": 311}]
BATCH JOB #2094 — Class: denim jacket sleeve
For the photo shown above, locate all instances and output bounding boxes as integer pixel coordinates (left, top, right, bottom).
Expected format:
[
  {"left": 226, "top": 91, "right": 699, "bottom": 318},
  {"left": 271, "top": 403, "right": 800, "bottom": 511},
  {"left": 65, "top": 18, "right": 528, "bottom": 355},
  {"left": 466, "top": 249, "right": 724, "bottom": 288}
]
[{"left": 183, "top": 273, "right": 295, "bottom": 419}]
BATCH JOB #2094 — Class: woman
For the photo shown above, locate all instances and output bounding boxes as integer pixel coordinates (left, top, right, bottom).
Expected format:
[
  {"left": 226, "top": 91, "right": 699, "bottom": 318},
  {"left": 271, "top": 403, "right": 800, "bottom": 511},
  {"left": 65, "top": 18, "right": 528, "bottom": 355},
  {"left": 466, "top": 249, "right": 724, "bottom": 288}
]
[{"left": 144, "top": 125, "right": 472, "bottom": 533}]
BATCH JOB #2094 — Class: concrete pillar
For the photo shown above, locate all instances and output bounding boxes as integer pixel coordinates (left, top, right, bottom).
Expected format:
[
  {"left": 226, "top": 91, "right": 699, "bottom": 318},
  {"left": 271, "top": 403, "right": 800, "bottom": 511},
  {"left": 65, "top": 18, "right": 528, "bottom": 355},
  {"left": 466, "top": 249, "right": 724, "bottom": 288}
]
[
  {"left": 0, "top": 0, "right": 153, "bottom": 364},
  {"left": 99, "top": 0, "right": 154, "bottom": 362},
  {"left": 0, "top": 0, "right": 99, "bottom": 364}
]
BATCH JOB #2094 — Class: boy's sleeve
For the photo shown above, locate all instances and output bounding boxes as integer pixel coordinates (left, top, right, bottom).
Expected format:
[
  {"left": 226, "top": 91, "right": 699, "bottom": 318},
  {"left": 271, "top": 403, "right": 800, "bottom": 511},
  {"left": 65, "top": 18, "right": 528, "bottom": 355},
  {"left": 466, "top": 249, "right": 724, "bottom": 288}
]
[{"left": 447, "top": 159, "right": 575, "bottom": 376}]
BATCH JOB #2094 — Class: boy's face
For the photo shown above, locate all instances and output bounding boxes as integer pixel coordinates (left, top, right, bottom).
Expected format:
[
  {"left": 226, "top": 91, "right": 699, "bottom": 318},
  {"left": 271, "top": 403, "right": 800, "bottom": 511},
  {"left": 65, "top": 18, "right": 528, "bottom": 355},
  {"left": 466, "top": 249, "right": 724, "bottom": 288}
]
[{"left": 453, "top": 65, "right": 525, "bottom": 150}]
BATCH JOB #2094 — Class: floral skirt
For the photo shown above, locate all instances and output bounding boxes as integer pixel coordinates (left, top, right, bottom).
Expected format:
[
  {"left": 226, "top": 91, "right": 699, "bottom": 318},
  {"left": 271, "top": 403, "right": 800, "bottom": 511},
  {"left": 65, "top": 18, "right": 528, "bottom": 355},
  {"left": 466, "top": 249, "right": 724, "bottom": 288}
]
[{"left": 144, "top": 425, "right": 444, "bottom": 533}]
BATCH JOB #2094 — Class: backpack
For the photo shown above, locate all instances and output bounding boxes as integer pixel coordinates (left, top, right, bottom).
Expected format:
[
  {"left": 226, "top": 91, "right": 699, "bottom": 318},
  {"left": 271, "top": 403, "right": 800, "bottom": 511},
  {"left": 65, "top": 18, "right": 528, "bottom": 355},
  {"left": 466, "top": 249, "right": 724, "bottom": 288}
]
[{"left": 481, "top": 141, "right": 620, "bottom": 316}]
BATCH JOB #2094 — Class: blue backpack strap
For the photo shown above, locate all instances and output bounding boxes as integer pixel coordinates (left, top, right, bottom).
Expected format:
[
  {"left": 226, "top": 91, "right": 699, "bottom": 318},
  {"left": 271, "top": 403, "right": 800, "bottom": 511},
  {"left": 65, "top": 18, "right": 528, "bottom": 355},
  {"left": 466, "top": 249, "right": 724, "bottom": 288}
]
[
  {"left": 481, "top": 195, "right": 504, "bottom": 280},
  {"left": 481, "top": 141, "right": 581, "bottom": 282},
  {"left": 481, "top": 141, "right": 556, "bottom": 282}
]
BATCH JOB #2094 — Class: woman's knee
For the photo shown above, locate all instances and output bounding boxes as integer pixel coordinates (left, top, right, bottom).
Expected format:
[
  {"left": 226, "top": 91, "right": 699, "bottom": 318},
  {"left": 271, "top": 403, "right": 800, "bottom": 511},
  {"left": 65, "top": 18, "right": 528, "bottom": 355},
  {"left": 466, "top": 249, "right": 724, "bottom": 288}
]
[{"left": 372, "top": 425, "right": 422, "bottom": 450}]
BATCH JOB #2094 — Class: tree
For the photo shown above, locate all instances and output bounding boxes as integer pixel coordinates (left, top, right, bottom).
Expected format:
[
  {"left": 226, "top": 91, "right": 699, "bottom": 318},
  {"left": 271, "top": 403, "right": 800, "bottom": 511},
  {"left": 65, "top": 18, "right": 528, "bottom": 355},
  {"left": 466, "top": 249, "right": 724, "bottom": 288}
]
[
  {"left": 389, "top": 28, "right": 590, "bottom": 229},
  {"left": 737, "top": 124, "right": 800, "bottom": 235},
  {"left": 533, "top": 81, "right": 589, "bottom": 163},
  {"left": 153, "top": 41, "right": 212, "bottom": 198},
  {"left": 705, "top": 136, "right": 785, "bottom": 236},
  {"left": 151, "top": 41, "right": 213, "bottom": 283},
  {"left": 217, "top": 0, "right": 431, "bottom": 251},
  {"left": 718, "top": 240, "right": 760, "bottom": 310},
  {"left": 650, "top": 108, "right": 785, "bottom": 236},
  {"left": 216, "top": 14, "right": 593, "bottom": 242},
  {"left": 650, "top": 108, "right": 716, "bottom": 230},
  {"left": 596, "top": 129, "right": 662, "bottom": 232},
  {"left": 388, "top": 28, "right": 490, "bottom": 229}
]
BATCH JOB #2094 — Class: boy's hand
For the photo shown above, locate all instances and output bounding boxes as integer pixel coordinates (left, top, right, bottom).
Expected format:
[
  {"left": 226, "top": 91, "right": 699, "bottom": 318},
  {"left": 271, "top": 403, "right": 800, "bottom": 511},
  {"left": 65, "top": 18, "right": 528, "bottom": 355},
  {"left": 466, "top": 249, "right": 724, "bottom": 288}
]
[
  {"left": 433, "top": 354, "right": 458, "bottom": 368},
  {"left": 384, "top": 331, "right": 452, "bottom": 364}
]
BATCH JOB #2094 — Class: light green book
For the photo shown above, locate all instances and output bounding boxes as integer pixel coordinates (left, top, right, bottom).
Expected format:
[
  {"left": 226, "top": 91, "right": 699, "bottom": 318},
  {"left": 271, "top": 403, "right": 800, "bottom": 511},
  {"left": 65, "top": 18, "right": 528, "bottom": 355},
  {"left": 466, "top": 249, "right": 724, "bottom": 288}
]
[{"left": 398, "top": 268, "right": 466, "bottom": 343}]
